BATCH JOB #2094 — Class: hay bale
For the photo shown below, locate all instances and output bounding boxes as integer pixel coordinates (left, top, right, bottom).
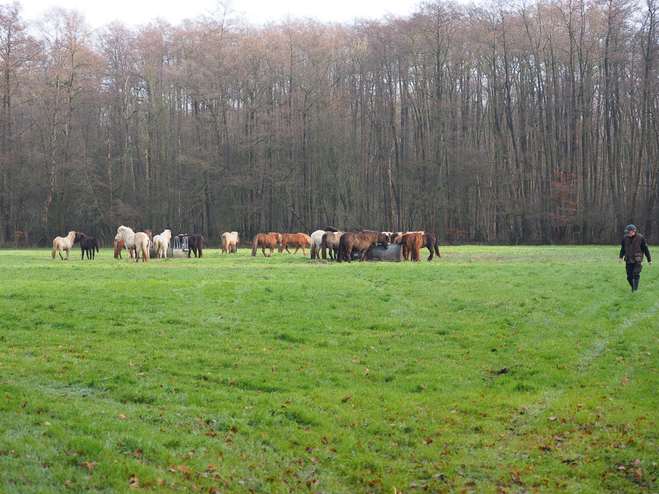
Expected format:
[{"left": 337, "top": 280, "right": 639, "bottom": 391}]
[{"left": 366, "top": 244, "right": 403, "bottom": 262}]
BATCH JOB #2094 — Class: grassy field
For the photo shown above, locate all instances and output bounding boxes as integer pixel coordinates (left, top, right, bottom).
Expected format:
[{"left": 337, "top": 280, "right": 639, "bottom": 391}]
[{"left": 0, "top": 245, "right": 657, "bottom": 493}]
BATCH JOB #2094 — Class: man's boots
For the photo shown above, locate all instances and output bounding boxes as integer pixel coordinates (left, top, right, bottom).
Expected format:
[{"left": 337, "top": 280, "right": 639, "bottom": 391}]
[{"left": 632, "top": 279, "right": 639, "bottom": 292}]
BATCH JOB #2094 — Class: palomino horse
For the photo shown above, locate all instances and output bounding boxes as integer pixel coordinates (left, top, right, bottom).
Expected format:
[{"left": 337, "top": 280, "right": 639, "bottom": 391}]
[
  {"left": 321, "top": 231, "right": 344, "bottom": 260},
  {"left": 251, "top": 232, "right": 281, "bottom": 257},
  {"left": 310, "top": 230, "right": 325, "bottom": 259},
  {"left": 394, "top": 232, "right": 424, "bottom": 261},
  {"left": 221, "top": 231, "right": 240, "bottom": 253},
  {"left": 279, "top": 233, "right": 311, "bottom": 255},
  {"left": 336, "top": 231, "right": 389, "bottom": 262},
  {"left": 153, "top": 229, "right": 172, "bottom": 259},
  {"left": 52, "top": 231, "right": 84, "bottom": 260},
  {"left": 78, "top": 234, "right": 100, "bottom": 260},
  {"left": 310, "top": 227, "right": 341, "bottom": 259},
  {"left": 116, "top": 226, "right": 150, "bottom": 262}
]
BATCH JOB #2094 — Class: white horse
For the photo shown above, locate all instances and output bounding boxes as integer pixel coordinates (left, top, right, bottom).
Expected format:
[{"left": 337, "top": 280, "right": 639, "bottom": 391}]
[
  {"left": 309, "top": 230, "right": 327, "bottom": 260},
  {"left": 152, "top": 229, "right": 172, "bottom": 259},
  {"left": 52, "top": 231, "right": 81, "bottom": 260},
  {"left": 221, "top": 231, "right": 240, "bottom": 253},
  {"left": 116, "top": 226, "right": 150, "bottom": 262}
]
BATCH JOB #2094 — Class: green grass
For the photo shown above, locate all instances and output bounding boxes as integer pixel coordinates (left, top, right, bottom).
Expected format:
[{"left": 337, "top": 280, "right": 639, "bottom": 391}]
[{"left": 1, "top": 245, "right": 657, "bottom": 493}]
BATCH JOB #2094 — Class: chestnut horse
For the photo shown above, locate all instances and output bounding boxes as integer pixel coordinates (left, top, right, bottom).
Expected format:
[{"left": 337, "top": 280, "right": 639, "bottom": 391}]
[
  {"left": 321, "top": 231, "right": 344, "bottom": 260},
  {"left": 336, "top": 231, "right": 389, "bottom": 263},
  {"left": 221, "top": 231, "right": 240, "bottom": 253},
  {"left": 279, "top": 233, "right": 311, "bottom": 255},
  {"left": 251, "top": 232, "right": 281, "bottom": 257},
  {"left": 52, "top": 231, "right": 84, "bottom": 260},
  {"left": 394, "top": 232, "right": 424, "bottom": 261}
]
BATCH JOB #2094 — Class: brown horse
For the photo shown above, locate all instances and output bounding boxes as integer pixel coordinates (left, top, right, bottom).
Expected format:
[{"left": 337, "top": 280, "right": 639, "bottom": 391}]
[
  {"left": 278, "top": 233, "right": 311, "bottom": 255},
  {"left": 422, "top": 233, "right": 441, "bottom": 261},
  {"left": 394, "top": 232, "right": 424, "bottom": 261},
  {"left": 321, "top": 231, "right": 344, "bottom": 260},
  {"left": 251, "top": 232, "right": 282, "bottom": 257},
  {"left": 336, "top": 231, "right": 389, "bottom": 262}
]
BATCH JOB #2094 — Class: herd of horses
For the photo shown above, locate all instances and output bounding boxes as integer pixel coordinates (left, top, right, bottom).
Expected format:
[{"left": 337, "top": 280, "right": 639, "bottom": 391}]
[
  {"left": 251, "top": 227, "right": 441, "bottom": 262},
  {"left": 52, "top": 226, "right": 441, "bottom": 263}
]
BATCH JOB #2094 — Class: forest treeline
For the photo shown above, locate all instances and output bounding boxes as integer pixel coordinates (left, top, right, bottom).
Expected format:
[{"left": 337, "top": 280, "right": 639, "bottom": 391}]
[{"left": 0, "top": 0, "right": 657, "bottom": 246}]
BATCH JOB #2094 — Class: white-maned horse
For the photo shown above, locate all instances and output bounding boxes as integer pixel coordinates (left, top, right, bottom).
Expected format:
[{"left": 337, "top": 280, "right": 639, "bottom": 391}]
[
  {"left": 152, "top": 229, "right": 172, "bottom": 259},
  {"left": 116, "top": 226, "right": 150, "bottom": 262},
  {"left": 221, "top": 231, "right": 240, "bottom": 253},
  {"left": 52, "top": 231, "right": 82, "bottom": 260},
  {"left": 309, "top": 230, "right": 327, "bottom": 260}
]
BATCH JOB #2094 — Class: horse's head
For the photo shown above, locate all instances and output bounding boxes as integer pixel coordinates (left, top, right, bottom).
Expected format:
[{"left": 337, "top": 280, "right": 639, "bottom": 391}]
[
  {"left": 74, "top": 232, "right": 86, "bottom": 243},
  {"left": 378, "top": 232, "right": 390, "bottom": 249}
]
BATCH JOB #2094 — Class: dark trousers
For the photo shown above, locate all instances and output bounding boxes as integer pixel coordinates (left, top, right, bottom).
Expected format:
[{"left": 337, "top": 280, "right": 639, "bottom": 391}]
[{"left": 626, "top": 262, "right": 643, "bottom": 288}]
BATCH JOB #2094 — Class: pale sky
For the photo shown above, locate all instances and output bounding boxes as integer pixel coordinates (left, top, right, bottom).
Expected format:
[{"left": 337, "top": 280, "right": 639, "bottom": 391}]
[{"left": 18, "top": 0, "right": 424, "bottom": 29}]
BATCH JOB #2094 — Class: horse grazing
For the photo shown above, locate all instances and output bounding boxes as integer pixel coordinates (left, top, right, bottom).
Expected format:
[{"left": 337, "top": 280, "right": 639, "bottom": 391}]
[
  {"left": 251, "top": 232, "right": 281, "bottom": 257},
  {"left": 279, "top": 233, "right": 311, "bottom": 255},
  {"left": 153, "top": 229, "right": 172, "bottom": 259},
  {"left": 310, "top": 230, "right": 326, "bottom": 259},
  {"left": 394, "top": 232, "right": 424, "bottom": 261},
  {"left": 221, "top": 231, "right": 240, "bottom": 253},
  {"left": 422, "top": 233, "right": 441, "bottom": 261},
  {"left": 78, "top": 234, "right": 100, "bottom": 260},
  {"left": 114, "top": 236, "right": 125, "bottom": 259},
  {"left": 187, "top": 234, "right": 204, "bottom": 257},
  {"left": 52, "top": 231, "right": 83, "bottom": 260},
  {"left": 116, "top": 225, "right": 150, "bottom": 262},
  {"left": 321, "top": 231, "right": 344, "bottom": 260},
  {"left": 336, "top": 231, "right": 389, "bottom": 263}
]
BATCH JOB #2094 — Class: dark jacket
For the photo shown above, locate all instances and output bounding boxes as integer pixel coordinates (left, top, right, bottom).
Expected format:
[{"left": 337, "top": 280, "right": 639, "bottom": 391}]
[{"left": 620, "top": 233, "right": 651, "bottom": 264}]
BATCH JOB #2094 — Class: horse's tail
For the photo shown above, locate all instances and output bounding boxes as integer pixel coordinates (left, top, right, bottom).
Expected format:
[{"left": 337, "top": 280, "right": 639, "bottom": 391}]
[
  {"left": 310, "top": 239, "right": 317, "bottom": 260},
  {"left": 142, "top": 243, "right": 150, "bottom": 262},
  {"left": 336, "top": 237, "right": 345, "bottom": 263},
  {"left": 434, "top": 244, "right": 441, "bottom": 259},
  {"left": 52, "top": 244, "right": 56, "bottom": 259},
  {"left": 94, "top": 239, "right": 100, "bottom": 253},
  {"left": 321, "top": 233, "right": 328, "bottom": 260},
  {"left": 251, "top": 236, "right": 258, "bottom": 257}
]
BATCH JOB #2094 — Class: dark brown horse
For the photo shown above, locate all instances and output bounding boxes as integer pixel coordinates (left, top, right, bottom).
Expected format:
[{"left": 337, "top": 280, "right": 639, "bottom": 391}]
[
  {"left": 79, "top": 234, "right": 100, "bottom": 260},
  {"left": 278, "top": 233, "right": 311, "bottom": 255},
  {"left": 422, "top": 233, "right": 441, "bottom": 261},
  {"left": 177, "top": 234, "right": 204, "bottom": 257},
  {"left": 336, "top": 231, "right": 389, "bottom": 262},
  {"left": 251, "top": 232, "right": 282, "bottom": 257}
]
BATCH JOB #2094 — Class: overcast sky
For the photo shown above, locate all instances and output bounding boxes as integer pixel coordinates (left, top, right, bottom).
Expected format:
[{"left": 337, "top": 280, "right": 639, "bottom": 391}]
[{"left": 19, "top": 0, "right": 424, "bottom": 29}]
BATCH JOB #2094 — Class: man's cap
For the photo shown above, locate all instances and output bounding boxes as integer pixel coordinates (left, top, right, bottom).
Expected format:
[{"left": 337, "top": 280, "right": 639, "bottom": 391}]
[{"left": 624, "top": 224, "right": 636, "bottom": 233}]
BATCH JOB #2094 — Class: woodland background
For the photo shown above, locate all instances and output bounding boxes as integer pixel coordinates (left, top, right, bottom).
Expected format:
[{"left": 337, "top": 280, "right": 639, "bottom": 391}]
[{"left": 0, "top": 0, "right": 657, "bottom": 246}]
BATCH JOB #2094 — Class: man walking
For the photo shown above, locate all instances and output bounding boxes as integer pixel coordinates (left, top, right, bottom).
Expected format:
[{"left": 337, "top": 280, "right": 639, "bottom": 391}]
[{"left": 619, "top": 224, "right": 652, "bottom": 292}]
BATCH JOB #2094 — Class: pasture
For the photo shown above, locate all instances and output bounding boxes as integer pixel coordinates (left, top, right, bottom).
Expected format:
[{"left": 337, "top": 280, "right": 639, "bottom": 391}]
[{"left": 0, "top": 246, "right": 657, "bottom": 493}]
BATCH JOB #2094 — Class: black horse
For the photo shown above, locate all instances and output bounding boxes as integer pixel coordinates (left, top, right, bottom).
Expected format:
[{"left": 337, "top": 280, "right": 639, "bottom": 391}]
[
  {"left": 178, "top": 234, "right": 204, "bottom": 258},
  {"left": 80, "top": 235, "right": 100, "bottom": 260}
]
